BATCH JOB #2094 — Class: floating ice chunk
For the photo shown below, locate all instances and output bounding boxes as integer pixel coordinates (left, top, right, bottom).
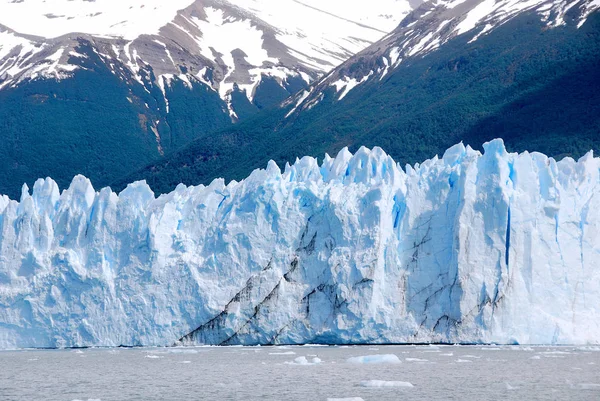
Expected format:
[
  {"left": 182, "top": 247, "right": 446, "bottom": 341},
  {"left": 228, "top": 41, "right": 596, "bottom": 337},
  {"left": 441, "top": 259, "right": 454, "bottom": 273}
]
[
  {"left": 578, "top": 383, "right": 600, "bottom": 389},
  {"left": 578, "top": 347, "right": 600, "bottom": 352},
  {"left": 72, "top": 399, "right": 102, "bottom": 401},
  {"left": 455, "top": 359, "right": 472, "bottom": 363},
  {"left": 530, "top": 356, "right": 541, "bottom": 360},
  {"left": 505, "top": 382, "right": 520, "bottom": 390},
  {"left": 327, "top": 398, "right": 364, "bottom": 401},
  {"left": 269, "top": 351, "right": 296, "bottom": 355},
  {"left": 441, "top": 353, "right": 453, "bottom": 356},
  {"left": 167, "top": 349, "right": 198, "bottom": 354},
  {"left": 405, "top": 358, "right": 428, "bottom": 362},
  {"left": 360, "top": 380, "right": 414, "bottom": 388},
  {"left": 462, "top": 355, "right": 481, "bottom": 359},
  {"left": 286, "top": 356, "right": 322, "bottom": 365},
  {"left": 347, "top": 354, "right": 401, "bottom": 364},
  {"left": 145, "top": 355, "right": 162, "bottom": 359},
  {"left": 180, "top": 361, "right": 192, "bottom": 364}
]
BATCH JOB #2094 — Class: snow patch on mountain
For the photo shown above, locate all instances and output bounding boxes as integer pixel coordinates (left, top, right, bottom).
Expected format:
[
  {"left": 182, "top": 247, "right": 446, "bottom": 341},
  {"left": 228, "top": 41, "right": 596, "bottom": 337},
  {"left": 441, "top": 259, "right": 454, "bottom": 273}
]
[
  {"left": 331, "top": 73, "right": 373, "bottom": 100},
  {"left": 0, "top": 139, "right": 599, "bottom": 348},
  {"left": 0, "top": 0, "right": 197, "bottom": 40}
]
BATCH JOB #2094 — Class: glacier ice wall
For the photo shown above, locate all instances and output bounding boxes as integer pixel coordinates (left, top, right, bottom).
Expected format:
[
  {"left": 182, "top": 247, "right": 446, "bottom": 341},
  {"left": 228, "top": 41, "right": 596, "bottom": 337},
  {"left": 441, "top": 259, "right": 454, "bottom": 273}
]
[{"left": 0, "top": 139, "right": 599, "bottom": 348}]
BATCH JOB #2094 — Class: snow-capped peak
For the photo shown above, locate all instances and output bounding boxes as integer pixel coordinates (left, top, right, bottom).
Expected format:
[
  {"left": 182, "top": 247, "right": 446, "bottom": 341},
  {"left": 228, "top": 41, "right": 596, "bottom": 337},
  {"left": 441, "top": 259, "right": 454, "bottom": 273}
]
[{"left": 0, "top": 0, "right": 416, "bottom": 118}]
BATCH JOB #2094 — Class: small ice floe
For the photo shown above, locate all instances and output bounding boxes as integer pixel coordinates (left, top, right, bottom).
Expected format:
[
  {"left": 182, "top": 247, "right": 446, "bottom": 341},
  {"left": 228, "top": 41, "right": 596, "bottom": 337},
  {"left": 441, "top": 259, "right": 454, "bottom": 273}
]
[
  {"left": 480, "top": 347, "right": 502, "bottom": 351},
  {"left": 455, "top": 359, "right": 472, "bottom": 363},
  {"left": 285, "top": 356, "right": 322, "bottom": 365},
  {"left": 368, "top": 348, "right": 379, "bottom": 351},
  {"left": 505, "top": 382, "right": 520, "bottom": 390},
  {"left": 405, "top": 358, "right": 428, "bottom": 362},
  {"left": 269, "top": 351, "right": 296, "bottom": 355},
  {"left": 578, "top": 346, "right": 600, "bottom": 352},
  {"left": 347, "top": 354, "right": 401, "bottom": 364},
  {"left": 145, "top": 355, "right": 162, "bottom": 359},
  {"left": 27, "top": 358, "right": 39, "bottom": 361},
  {"left": 530, "top": 355, "right": 541, "bottom": 360},
  {"left": 440, "top": 352, "right": 453, "bottom": 356},
  {"left": 327, "top": 398, "right": 364, "bottom": 401},
  {"left": 74, "top": 350, "right": 84, "bottom": 354},
  {"left": 360, "top": 380, "right": 413, "bottom": 388},
  {"left": 168, "top": 349, "right": 198, "bottom": 354},
  {"left": 461, "top": 355, "right": 481, "bottom": 359},
  {"left": 180, "top": 361, "right": 192, "bottom": 364},
  {"left": 567, "top": 380, "right": 600, "bottom": 390}
]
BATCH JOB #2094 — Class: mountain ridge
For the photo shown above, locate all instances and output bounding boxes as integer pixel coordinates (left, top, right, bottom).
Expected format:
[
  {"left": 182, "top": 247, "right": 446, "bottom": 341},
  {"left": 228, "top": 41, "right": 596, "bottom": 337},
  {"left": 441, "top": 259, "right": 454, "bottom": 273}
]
[{"left": 115, "top": 1, "right": 600, "bottom": 195}]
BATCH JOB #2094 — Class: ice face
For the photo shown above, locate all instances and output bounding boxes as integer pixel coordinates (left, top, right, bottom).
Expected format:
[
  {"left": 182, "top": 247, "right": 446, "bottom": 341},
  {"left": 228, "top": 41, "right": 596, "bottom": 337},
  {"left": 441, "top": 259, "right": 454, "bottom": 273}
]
[{"left": 0, "top": 139, "right": 599, "bottom": 349}]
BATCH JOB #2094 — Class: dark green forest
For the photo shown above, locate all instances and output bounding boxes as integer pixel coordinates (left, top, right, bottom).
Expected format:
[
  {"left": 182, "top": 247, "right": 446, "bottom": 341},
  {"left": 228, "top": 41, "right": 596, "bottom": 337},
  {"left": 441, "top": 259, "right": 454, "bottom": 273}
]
[{"left": 0, "top": 39, "right": 307, "bottom": 199}]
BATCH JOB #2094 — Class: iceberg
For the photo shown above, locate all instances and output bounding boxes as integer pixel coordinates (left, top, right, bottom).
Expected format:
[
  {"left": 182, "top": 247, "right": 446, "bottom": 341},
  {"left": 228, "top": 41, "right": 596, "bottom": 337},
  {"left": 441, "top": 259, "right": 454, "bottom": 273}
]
[{"left": 0, "top": 139, "right": 599, "bottom": 349}]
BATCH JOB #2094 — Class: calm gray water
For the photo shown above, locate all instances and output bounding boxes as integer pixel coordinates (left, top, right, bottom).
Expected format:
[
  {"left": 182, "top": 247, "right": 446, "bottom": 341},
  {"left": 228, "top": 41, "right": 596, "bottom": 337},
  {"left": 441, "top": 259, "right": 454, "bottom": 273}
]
[{"left": 1, "top": 345, "right": 599, "bottom": 400}]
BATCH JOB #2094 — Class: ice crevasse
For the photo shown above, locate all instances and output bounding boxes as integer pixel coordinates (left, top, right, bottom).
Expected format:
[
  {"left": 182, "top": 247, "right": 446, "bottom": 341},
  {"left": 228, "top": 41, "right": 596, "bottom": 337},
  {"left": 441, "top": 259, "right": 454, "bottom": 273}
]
[{"left": 0, "top": 139, "right": 598, "bottom": 349}]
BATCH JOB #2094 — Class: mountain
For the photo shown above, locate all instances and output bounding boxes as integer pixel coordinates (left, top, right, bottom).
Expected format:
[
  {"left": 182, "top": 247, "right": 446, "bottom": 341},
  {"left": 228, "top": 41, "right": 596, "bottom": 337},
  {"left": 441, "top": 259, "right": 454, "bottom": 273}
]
[
  {"left": 0, "top": 0, "right": 414, "bottom": 199},
  {"left": 119, "top": 0, "right": 600, "bottom": 195},
  {"left": 1, "top": 139, "right": 599, "bottom": 348}
]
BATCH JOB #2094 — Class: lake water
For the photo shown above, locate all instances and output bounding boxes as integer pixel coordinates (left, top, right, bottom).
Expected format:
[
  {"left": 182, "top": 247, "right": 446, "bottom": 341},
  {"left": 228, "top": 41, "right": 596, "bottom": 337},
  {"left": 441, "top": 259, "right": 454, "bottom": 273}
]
[{"left": 1, "top": 345, "right": 599, "bottom": 400}]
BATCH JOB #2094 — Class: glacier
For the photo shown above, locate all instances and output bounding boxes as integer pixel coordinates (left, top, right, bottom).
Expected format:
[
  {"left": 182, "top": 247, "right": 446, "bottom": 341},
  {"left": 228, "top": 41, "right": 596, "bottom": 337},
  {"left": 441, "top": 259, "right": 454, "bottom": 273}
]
[{"left": 0, "top": 139, "right": 599, "bottom": 349}]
